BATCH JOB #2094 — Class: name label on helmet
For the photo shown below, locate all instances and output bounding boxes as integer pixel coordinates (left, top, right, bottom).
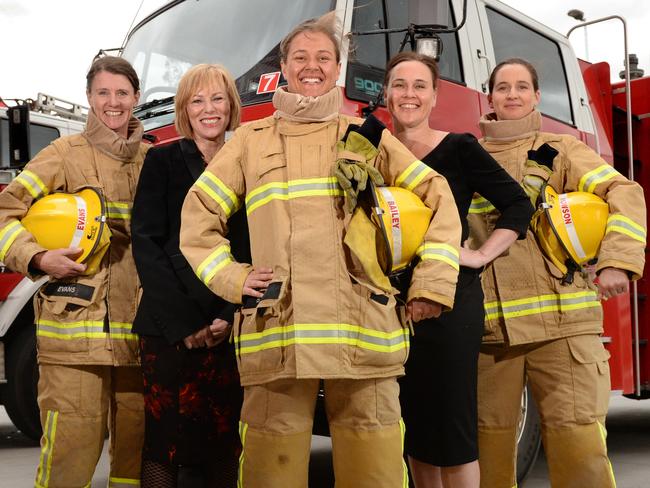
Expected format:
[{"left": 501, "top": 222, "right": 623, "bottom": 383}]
[
  {"left": 560, "top": 195, "right": 573, "bottom": 225},
  {"left": 43, "top": 282, "right": 95, "bottom": 301},
  {"left": 77, "top": 207, "right": 87, "bottom": 231},
  {"left": 558, "top": 192, "right": 587, "bottom": 260},
  {"left": 378, "top": 187, "right": 403, "bottom": 267}
]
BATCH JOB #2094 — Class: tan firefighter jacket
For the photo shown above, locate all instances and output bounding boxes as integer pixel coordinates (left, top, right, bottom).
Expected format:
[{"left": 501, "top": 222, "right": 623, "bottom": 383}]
[
  {"left": 469, "top": 111, "right": 646, "bottom": 345},
  {"left": 0, "top": 110, "right": 148, "bottom": 365},
  {"left": 180, "top": 87, "right": 461, "bottom": 386}
]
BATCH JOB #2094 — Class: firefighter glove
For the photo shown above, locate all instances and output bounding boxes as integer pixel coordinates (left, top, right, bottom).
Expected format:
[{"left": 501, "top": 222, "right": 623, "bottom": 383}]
[{"left": 522, "top": 143, "right": 558, "bottom": 206}]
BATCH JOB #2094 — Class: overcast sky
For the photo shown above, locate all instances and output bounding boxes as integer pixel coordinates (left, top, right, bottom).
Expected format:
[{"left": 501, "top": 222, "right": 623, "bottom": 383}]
[{"left": 1, "top": 0, "right": 648, "bottom": 107}]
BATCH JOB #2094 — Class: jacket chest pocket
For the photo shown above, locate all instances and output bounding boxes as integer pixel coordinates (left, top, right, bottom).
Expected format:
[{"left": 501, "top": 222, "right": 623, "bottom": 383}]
[{"left": 256, "top": 151, "right": 287, "bottom": 182}]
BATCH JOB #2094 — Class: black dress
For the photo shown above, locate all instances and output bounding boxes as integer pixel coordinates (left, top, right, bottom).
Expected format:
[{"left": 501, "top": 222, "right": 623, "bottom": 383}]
[
  {"left": 132, "top": 138, "right": 250, "bottom": 471},
  {"left": 399, "top": 133, "right": 533, "bottom": 466}
]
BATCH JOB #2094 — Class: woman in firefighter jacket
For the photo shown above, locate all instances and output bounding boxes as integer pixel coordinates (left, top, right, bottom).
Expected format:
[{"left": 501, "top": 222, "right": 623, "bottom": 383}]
[
  {"left": 180, "top": 14, "right": 462, "bottom": 488},
  {"left": 0, "top": 57, "right": 148, "bottom": 488},
  {"left": 384, "top": 52, "right": 533, "bottom": 488},
  {"left": 132, "top": 64, "right": 249, "bottom": 488},
  {"left": 470, "top": 58, "right": 646, "bottom": 488}
]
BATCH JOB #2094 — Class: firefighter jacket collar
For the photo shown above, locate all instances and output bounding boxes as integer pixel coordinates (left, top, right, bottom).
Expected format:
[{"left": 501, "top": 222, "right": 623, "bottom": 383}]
[
  {"left": 83, "top": 108, "right": 144, "bottom": 162},
  {"left": 272, "top": 86, "right": 341, "bottom": 122},
  {"left": 479, "top": 110, "right": 541, "bottom": 142}
]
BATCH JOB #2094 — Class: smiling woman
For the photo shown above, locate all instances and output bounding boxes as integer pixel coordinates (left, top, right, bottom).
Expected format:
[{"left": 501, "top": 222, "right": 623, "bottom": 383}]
[{"left": 131, "top": 63, "right": 249, "bottom": 488}]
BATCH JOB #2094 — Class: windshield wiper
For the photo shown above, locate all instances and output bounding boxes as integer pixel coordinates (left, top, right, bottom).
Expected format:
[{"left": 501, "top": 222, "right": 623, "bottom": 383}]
[
  {"left": 138, "top": 107, "right": 175, "bottom": 121},
  {"left": 134, "top": 96, "right": 175, "bottom": 113}
]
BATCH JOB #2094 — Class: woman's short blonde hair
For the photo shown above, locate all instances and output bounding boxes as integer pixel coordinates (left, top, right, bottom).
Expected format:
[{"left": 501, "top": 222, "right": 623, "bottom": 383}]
[
  {"left": 174, "top": 64, "right": 241, "bottom": 139},
  {"left": 280, "top": 11, "right": 341, "bottom": 63}
]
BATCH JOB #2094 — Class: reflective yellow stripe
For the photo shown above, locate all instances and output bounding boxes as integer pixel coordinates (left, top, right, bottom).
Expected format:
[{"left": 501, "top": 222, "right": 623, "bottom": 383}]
[
  {"left": 196, "top": 244, "right": 232, "bottom": 285},
  {"left": 469, "top": 195, "right": 496, "bottom": 214},
  {"left": 37, "top": 410, "right": 58, "bottom": 487},
  {"left": 400, "top": 418, "right": 409, "bottom": 488},
  {"left": 15, "top": 169, "right": 49, "bottom": 199},
  {"left": 235, "top": 323, "right": 409, "bottom": 355},
  {"left": 395, "top": 160, "right": 433, "bottom": 191},
  {"left": 606, "top": 214, "right": 646, "bottom": 243},
  {"left": 484, "top": 291, "right": 600, "bottom": 320},
  {"left": 597, "top": 421, "right": 617, "bottom": 487},
  {"left": 238, "top": 421, "right": 249, "bottom": 488},
  {"left": 416, "top": 242, "right": 459, "bottom": 271},
  {"left": 109, "top": 477, "right": 141, "bottom": 487},
  {"left": 245, "top": 177, "right": 343, "bottom": 215},
  {"left": 0, "top": 220, "right": 26, "bottom": 261},
  {"left": 36, "top": 320, "right": 137, "bottom": 340},
  {"left": 106, "top": 201, "right": 131, "bottom": 219},
  {"left": 196, "top": 171, "right": 240, "bottom": 217},
  {"left": 578, "top": 164, "right": 619, "bottom": 193}
]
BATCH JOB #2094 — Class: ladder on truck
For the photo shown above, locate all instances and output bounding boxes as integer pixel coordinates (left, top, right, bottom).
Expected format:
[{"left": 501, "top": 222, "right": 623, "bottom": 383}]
[{"left": 31, "top": 93, "right": 88, "bottom": 122}]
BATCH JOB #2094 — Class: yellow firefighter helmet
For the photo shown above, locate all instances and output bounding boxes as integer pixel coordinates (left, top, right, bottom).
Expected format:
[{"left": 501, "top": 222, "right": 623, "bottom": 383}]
[
  {"left": 371, "top": 185, "right": 433, "bottom": 275},
  {"left": 21, "top": 187, "right": 111, "bottom": 275},
  {"left": 533, "top": 183, "right": 608, "bottom": 282}
]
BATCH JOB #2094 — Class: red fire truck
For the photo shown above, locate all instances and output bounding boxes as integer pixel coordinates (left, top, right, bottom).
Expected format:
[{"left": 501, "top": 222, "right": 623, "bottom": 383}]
[{"left": 1, "top": 0, "right": 648, "bottom": 483}]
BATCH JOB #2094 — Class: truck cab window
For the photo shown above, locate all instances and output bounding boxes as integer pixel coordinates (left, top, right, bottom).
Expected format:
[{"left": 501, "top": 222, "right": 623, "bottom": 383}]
[
  {"left": 486, "top": 7, "right": 574, "bottom": 125},
  {"left": 0, "top": 119, "right": 59, "bottom": 168},
  {"left": 347, "top": 0, "right": 463, "bottom": 104}
]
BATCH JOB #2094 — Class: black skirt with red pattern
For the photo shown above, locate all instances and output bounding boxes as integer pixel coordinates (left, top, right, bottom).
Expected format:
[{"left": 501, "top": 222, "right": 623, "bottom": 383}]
[{"left": 140, "top": 335, "right": 243, "bottom": 466}]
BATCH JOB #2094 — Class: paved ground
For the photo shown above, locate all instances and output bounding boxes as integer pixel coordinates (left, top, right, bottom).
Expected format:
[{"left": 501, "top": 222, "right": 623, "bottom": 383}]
[{"left": 1, "top": 395, "right": 649, "bottom": 487}]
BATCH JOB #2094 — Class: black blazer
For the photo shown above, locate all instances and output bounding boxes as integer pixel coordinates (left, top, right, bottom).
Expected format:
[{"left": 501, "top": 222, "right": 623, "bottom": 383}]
[{"left": 131, "top": 138, "right": 250, "bottom": 344}]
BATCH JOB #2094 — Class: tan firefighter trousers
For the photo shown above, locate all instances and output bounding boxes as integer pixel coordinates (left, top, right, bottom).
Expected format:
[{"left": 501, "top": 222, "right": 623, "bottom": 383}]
[
  {"left": 35, "top": 364, "right": 144, "bottom": 488},
  {"left": 477, "top": 334, "right": 616, "bottom": 488},
  {"left": 237, "top": 377, "right": 408, "bottom": 488}
]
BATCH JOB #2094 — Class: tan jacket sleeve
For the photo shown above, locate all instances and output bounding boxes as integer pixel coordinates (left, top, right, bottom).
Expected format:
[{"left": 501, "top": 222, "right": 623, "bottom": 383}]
[
  {"left": 560, "top": 136, "right": 646, "bottom": 279},
  {"left": 0, "top": 142, "right": 67, "bottom": 275},
  {"left": 180, "top": 128, "right": 253, "bottom": 304},
  {"left": 374, "top": 129, "right": 461, "bottom": 309}
]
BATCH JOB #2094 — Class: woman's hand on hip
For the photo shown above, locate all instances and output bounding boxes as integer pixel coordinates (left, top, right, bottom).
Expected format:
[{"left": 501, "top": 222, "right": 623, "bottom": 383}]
[{"left": 242, "top": 267, "right": 274, "bottom": 298}]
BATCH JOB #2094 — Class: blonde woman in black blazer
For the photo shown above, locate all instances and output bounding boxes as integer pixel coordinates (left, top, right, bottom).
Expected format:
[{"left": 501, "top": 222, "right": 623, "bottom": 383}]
[{"left": 132, "top": 64, "right": 249, "bottom": 488}]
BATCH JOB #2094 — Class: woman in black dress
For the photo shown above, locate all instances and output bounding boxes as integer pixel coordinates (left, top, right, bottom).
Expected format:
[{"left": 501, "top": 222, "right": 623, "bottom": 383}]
[
  {"left": 384, "top": 52, "right": 533, "bottom": 488},
  {"left": 132, "top": 64, "right": 249, "bottom": 488}
]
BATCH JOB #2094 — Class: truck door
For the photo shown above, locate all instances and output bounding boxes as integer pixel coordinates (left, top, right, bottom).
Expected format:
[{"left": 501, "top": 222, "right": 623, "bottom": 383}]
[{"left": 345, "top": 0, "right": 486, "bottom": 136}]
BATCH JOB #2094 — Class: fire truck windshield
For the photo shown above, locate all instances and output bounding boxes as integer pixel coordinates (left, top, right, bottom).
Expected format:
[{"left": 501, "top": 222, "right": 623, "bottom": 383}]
[{"left": 123, "top": 0, "right": 335, "bottom": 113}]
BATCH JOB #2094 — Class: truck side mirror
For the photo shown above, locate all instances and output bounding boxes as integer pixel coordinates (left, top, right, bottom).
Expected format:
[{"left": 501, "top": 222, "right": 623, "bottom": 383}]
[{"left": 8, "top": 104, "right": 30, "bottom": 166}]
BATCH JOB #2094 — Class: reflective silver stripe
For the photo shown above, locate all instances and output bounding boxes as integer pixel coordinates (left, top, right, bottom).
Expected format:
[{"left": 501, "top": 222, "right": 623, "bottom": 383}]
[
  {"left": 196, "top": 245, "right": 233, "bottom": 285},
  {"left": 106, "top": 202, "right": 131, "bottom": 219},
  {"left": 236, "top": 324, "right": 409, "bottom": 354},
  {"left": 196, "top": 172, "right": 240, "bottom": 217},
  {"left": 395, "top": 160, "right": 432, "bottom": 191},
  {"left": 578, "top": 165, "right": 619, "bottom": 193},
  {"left": 245, "top": 178, "right": 342, "bottom": 215},
  {"left": 0, "top": 220, "right": 25, "bottom": 261},
  {"left": 485, "top": 291, "right": 600, "bottom": 320},
  {"left": 606, "top": 215, "right": 646, "bottom": 243},
  {"left": 16, "top": 169, "right": 49, "bottom": 199},
  {"left": 469, "top": 195, "right": 495, "bottom": 214},
  {"left": 416, "top": 243, "right": 459, "bottom": 270},
  {"left": 36, "top": 410, "right": 58, "bottom": 487}
]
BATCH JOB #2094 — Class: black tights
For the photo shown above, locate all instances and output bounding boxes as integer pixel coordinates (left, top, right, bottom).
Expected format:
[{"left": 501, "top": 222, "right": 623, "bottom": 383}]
[{"left": 141, "top": 455, "right": 239, "bottom": 488}]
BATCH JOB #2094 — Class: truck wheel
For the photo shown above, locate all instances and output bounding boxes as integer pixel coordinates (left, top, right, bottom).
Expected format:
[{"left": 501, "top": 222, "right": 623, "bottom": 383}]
[
  {"left": 4, "top": 311, "right": 41, "bottom": 442},
  {"left": 516, "top": 384, "right": 542, "bottom": 484}
]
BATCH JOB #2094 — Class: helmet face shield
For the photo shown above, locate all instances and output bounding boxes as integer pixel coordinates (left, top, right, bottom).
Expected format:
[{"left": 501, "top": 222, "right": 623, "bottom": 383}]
[
  {"left": 535, "top": 184, "right": 608, "bottom": 276},
  {"left": 22, "top": 187, "right": 111, "bottom": 274}
]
